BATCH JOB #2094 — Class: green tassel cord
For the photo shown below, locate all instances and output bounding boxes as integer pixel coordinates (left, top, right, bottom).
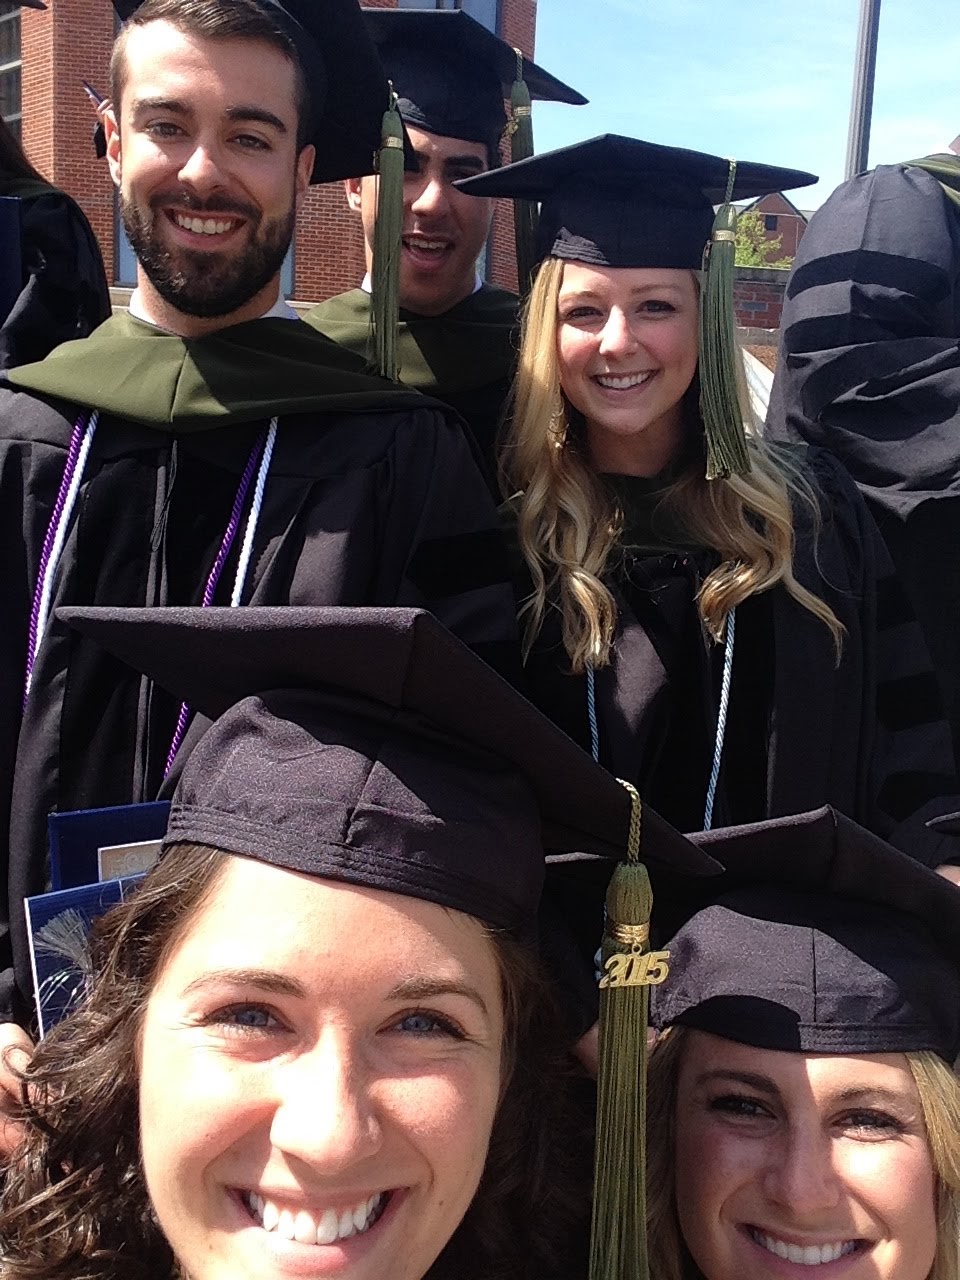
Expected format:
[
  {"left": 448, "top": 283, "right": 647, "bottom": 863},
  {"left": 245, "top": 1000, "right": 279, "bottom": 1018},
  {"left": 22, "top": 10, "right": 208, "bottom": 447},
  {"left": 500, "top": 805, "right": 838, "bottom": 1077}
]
[
  {"left": 371, "top": 88, "right": 404, "bottom": 382},
  {"left": 589, "top": 781, "right": 669, "bottom": 1280},
  {"left": 506, "top": 48, "right": 538, "bottom": 297},
  {"left": 698, "top": 159, "right": 751, "bottom": 481}
]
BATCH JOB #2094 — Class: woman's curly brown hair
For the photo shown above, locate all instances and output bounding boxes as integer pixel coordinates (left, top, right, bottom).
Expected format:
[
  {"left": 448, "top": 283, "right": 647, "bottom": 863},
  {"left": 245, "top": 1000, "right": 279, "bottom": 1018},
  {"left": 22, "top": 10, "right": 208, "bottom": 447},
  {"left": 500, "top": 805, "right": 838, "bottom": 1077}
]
[{"left": 0, "top": 844, "right": 592, "bottom": 1280}]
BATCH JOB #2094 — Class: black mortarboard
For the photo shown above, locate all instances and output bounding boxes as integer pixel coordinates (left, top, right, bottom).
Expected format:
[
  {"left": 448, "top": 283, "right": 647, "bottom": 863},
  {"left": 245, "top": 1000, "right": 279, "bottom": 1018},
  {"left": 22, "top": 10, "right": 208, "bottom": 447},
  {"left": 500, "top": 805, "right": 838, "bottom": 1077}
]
[
  {"left": 651, "top": 806, "right": 960, "bottom": 1061},
  {"left": 456, "top": 133, "right": 815, "bottom": 269},
  {"left": 19, "top": 1, "right": 47, "bottom": 9},
  {"left": 59, "top": 605, "right": 716, "bottom": 934},
  {"left": 111, "top": 0, "right": 394, "bottom": 182},
  {"left": 360, "top": 7, "right": 586, "bottom": 157}
]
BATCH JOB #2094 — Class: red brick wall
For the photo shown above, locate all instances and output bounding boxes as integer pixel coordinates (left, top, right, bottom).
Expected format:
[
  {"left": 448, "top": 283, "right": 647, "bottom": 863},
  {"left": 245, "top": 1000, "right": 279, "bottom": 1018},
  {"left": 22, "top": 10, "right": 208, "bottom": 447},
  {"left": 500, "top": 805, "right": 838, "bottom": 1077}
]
[
  {"left": 19, "top": 0, "right": 536, "bottom": 297},
  {"left": 733, "top": 267, "right": 788, "bottom": 331}
]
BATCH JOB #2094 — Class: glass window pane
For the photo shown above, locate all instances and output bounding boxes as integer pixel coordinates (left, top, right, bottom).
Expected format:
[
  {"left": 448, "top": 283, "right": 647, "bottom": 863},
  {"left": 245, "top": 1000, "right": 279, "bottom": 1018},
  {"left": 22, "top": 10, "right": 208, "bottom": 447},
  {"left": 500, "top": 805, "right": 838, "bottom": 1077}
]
[
  {"left": 460, "top": 0, "right": 498, "bottom": 30},
  {"left": 0, "top": 65, "right": 21, "bottom": 122},
  {"left": 0, "top": 13, "right": 21, "bottom": 67}
]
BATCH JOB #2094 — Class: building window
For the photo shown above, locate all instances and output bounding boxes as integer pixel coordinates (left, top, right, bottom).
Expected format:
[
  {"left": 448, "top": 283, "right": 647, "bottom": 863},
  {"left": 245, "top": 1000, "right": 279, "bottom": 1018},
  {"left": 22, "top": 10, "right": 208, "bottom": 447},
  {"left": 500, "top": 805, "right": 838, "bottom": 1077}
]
[
  {"left": 0, "top": 1, "right": 23, "bottom": 140},
  {"left": 764, "top": 214, "right": 779, "bottom": 232},
  {"left": 396, "top": 0, "right": 500, "bottom": 31}
]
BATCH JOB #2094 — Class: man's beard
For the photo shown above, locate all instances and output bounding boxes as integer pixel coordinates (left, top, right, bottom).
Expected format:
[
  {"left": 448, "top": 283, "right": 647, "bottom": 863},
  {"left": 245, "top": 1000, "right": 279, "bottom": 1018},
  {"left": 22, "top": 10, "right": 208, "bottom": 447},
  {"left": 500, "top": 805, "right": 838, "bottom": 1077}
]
[{"left": 121, "top": 188, "right": 295, "bottom": 319}]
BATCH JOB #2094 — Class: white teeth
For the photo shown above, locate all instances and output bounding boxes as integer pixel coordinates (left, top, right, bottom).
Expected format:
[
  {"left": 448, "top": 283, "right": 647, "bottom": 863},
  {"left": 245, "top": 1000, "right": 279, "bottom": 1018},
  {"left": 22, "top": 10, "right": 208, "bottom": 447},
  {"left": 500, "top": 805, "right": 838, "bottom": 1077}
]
[
  {"left": 174, "top": 213, "right": 236, "bottom": 235},
  {"left": 247, "top": 1191, "right": 385, "bottom": 1246},
  {"left": 595, "top": 372, "right": 653, "bottom": 390},
  {"left": 316, "top": 1208, "right": 340, "bottom": 1246},
  {"left": 404, "top": 238, "right": 448, "bottom": 251},
  {"left": 753, "top": 1230, "right": 857, "bottom": 1265}
]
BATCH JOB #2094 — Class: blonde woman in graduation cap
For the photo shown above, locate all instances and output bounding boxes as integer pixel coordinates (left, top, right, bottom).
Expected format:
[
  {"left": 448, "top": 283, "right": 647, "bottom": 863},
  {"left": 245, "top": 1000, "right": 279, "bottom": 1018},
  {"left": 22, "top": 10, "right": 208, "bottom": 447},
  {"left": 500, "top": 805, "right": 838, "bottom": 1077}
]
[
  {"left": 646, "top": 806, "right": 960, "bottom": 1280},
  {"left": 458, "top": 137, "right": 960, "bottom": 878}
]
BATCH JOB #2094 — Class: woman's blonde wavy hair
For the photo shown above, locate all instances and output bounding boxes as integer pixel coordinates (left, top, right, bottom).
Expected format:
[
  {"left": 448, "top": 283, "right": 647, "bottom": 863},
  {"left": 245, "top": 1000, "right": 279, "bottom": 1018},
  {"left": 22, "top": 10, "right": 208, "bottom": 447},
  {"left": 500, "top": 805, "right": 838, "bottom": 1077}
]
[
  {"left": 503, "top": 257, "right": 842, "bottom": 672},
  {"left": 646, "top": 1027, "right": 960, "bottom": 1280}
]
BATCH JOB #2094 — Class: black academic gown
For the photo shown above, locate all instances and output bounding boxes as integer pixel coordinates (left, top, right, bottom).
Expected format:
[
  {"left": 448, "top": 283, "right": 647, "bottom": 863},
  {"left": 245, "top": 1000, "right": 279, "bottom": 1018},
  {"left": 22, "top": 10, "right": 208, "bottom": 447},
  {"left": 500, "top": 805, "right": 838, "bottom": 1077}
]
[
  {"left": 0, "top": 313, "right": 518, "bottom": 1025},
  {"left": 766, "top": 160, "right": 960, "bottom": 760},
  {"left": 510, "top": 449, "right": 960, "bottom": 857},
  {"left": 304, "top": 283, "right": 519, "bottom": 494},
  {"left": 0, "top": 177, "right": 111, "bottom": 371}
]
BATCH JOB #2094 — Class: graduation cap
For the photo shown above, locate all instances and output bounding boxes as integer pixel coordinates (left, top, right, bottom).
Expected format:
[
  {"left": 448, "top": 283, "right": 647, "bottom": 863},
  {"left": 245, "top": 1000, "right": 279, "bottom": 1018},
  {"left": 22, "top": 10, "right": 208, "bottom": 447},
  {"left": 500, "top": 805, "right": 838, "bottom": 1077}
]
[
  {"left": 458, "top": 134, "right": 818, "bottom": 476},
  {"left": 19, "top": 1, "right": 47, "bottom": 8},
  {"left": 362, "top": 7, "right": 587, "bottom": 294},
  {"left": 361, "top": 7, "right": 585, "bottom": 155},
  {"left": 111, "top": 0, "right": 395, "bottom": 184},
  {"left": 58, "top": 605, "right": 716, "bottom": 932},
  {"left": 651, "top": 806, "right": 960, "bottom": 1062}
]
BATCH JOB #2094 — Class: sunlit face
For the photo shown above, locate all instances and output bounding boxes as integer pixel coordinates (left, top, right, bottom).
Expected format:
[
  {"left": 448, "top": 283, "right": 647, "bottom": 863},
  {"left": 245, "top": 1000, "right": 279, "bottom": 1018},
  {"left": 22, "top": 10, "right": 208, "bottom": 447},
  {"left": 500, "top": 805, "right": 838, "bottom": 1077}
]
[
  {"left": 556, "top": 262, "right": 700, "bottom": 476},
  {"left": 106, "top": 22, "right": 314, "bottom": 323},
  {"left": 673, "top": 1031, "right": 938, "bottom": 1280},
  {"left": 346, "top": 126, "right": 494, "bottom": 316},
  {"left": 138, "top": 857, "right": 505, "bottom": 1280}
]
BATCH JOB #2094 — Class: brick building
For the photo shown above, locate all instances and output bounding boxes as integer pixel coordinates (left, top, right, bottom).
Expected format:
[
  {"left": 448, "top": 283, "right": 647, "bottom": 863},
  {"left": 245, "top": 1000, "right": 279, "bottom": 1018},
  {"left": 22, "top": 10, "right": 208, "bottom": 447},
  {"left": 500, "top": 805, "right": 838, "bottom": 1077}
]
[
  {"left": 5, "top": 0, "right": 536, "bottom": 300},
  {"left": 739, "top": 191, "right": 809, "bottom": 262}
]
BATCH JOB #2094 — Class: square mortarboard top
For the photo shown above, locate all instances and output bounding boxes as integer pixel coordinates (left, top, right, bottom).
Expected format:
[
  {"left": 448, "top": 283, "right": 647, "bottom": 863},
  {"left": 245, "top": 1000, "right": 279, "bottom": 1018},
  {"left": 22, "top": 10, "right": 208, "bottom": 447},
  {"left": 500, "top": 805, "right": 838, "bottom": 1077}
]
[
  {"left": 19, "top": 2, "right": 47, "bottom": 9},
  {"left": 650, "top": 807, "right": 960, "bottom": 1062},
  {"left": 59, "top": 605, "right": 719, "bottom": 936},
  {"left": 111, "top": 0, "right": 394, "bottom": 183},
  {"left": 456, "top": 133, "right": 817, "bottom": 269},
  {"left": 360, "top": 7, "right": 586, "bottom": 157}
]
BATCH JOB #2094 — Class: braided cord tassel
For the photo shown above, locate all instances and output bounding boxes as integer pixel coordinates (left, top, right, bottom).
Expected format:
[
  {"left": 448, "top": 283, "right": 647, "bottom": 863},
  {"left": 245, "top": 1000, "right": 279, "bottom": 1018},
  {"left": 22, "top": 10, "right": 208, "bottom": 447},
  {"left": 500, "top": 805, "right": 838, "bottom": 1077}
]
[
  {"left": 371, "top": 86, "right": 404, "bottom": 381},
  {"left": 589, "top": 781, "right": 669, "bottom": 1280},
  {"left": 506, "top": 48, "right": 538, "bottom": 297},
  {"left": 699, "top": 158, "right": 751, "bottom": 480}
]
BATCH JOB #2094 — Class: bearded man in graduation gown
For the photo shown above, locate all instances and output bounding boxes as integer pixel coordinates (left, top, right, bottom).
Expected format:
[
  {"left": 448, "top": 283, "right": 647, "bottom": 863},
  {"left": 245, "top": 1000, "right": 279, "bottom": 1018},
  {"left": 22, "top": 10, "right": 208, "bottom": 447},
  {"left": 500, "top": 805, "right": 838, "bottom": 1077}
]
[
  {"left": 766, "top": 135, "right": 960, "bottom": 764},
  {"left": 304, "top": 8, "right": 586, "bottom": 490},
  {"left": 0, "top": 0, "right": 521, "bottom": 1122}
]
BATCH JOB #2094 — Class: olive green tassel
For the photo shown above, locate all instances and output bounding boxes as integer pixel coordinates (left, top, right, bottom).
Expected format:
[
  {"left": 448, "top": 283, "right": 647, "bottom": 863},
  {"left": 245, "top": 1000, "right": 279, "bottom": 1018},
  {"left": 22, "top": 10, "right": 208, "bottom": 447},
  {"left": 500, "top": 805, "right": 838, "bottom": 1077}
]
[
  {"left": 589, "top": 781, "right": 668, "bottom": 1280},
  {"left": 698, "top": 159, "right": 751, "bottom": 481},
  {"left": 371, "top": 88, "right": 404, "bottom": 382},
  {"left": 507, "top": 48, "right": 538, "bottom": 297}
]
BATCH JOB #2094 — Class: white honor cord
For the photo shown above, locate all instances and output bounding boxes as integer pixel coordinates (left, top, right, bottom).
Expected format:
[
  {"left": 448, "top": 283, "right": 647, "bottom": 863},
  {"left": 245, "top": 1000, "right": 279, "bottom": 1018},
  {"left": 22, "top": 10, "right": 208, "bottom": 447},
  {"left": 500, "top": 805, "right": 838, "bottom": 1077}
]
[
  {"left": 583, "top": 604, "right": 737, "bottom": 828},
  {"left": 230, "top": 416, "right": 278, "bottom": 607},
  {"left": 702, "top": 606, "right": 736, "bottom": 831},
  {"left": 29, "top": 410, "right": 99, "bottom": 695}
]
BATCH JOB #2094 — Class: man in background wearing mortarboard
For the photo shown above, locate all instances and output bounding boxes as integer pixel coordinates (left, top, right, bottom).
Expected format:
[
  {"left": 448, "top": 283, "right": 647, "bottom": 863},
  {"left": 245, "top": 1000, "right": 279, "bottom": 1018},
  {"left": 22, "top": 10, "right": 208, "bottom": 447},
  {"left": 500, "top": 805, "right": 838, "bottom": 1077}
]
[
  {"left": 0, "top": 0, "right": 519, "bottom": 1147},
  {"left": 304, "top": 8, "right": 586, "bottom": 491}
]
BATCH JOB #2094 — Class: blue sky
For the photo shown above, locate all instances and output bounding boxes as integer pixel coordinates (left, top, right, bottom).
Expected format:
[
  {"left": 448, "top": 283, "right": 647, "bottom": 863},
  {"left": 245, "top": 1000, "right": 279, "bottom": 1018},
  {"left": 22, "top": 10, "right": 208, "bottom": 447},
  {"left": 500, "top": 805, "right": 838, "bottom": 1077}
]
[{"left": 530, "top": 0, "right": 959, "bottom": 209}]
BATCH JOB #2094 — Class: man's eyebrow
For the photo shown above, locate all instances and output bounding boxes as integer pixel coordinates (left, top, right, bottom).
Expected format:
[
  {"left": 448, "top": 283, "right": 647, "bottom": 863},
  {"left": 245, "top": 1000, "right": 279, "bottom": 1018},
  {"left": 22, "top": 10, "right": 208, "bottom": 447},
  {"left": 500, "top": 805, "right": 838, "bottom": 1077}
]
[
  {"left": 126, "top": 99, "right": 288, "bottom": 135},
  {"left": 388, "top": 976, "right": 490, "bottom": 1020},
  {"left": 225, "top": 105, "right": 288, "bottom": 134},
  {"left": 445, "top": 154, "right": 487, "bottom": 172},
  {"left": 130, "top": 96, "right": 192, "bottom": 117}
]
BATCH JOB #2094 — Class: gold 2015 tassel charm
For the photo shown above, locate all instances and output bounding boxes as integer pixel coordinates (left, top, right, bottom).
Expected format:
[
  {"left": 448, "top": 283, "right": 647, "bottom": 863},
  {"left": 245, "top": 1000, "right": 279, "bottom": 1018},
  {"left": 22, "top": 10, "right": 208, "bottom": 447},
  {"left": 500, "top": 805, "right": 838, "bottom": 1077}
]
[{"left": 589, "top": 781, "right": 669, "bottom": 1280}]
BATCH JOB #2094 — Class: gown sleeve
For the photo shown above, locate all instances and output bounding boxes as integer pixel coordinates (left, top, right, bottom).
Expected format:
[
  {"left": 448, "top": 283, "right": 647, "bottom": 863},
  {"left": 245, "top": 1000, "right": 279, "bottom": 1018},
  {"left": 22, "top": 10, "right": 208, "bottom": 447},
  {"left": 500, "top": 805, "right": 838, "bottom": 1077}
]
[{"left": 0, "top": 192, "right": 112, "bottom": 372}]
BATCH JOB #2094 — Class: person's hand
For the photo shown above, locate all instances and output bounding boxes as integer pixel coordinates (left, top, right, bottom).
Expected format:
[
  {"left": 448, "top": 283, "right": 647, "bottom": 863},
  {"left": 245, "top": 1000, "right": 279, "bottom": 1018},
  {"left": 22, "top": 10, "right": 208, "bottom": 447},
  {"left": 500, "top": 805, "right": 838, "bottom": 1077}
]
[
  {"left": 935, "top": 863, "right": 960, "bottom": 887},
  {"left": 0, "top": 1022, "right": 33, "bottom": 1157},
  {"left": 574, "top": 1022, "right": 600, "bottom": 1076}
]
